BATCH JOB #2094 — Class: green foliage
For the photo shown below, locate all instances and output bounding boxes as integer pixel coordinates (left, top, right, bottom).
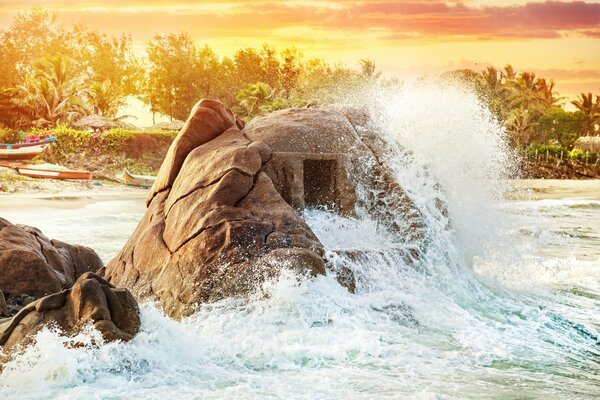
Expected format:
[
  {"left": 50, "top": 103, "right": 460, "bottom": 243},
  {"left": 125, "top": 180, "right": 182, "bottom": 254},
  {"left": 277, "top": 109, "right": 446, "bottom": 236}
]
[
  {"left": 25, "top": 127, "right": 177, "bottom": 163},
  {"left": 2, "top": 8, "right": 598, "bottom": 156},
  {"left": 536, "top": 108, "right": 585, "bottom": 149},
  {"left": 571, "top": 93, "right": 600, "bottom": 136},
  {"left": 526, "top": 144, "right": 568, "bottom": 158},
  {"left": 12, "top": 55, "right": 88, "bottom": 128},
  {"left": 0, "top": 128, "right": 21, "bottom": 143},
  {"left": 565, "top": 148, "right": 599, "bottom": 162},
  {"left": 235, "top": 82, "right": 308, "bottom": 120},
  {"left": 526, "top": 144, "right": 599, "bottom": 164},
  {"left": 442, "top": 64, "right": 574, "bottom": 147},
  {"left": 568, "top": 148, "right": 585, "bottom": 160},
  {"left": 0, "top": 87, "right": 24, "bottom": 127},
  {"left": 0, "top": 9, "right": 139, "bottom": 129},
  {"left": 236, "top": 82, "right": 274, "bottom": 119},
  {"left": 145, "top": 33, "right": 206, "bottom": 121},
  {"left": 85, "top": 80, "right": 125, "bottom": 118}
]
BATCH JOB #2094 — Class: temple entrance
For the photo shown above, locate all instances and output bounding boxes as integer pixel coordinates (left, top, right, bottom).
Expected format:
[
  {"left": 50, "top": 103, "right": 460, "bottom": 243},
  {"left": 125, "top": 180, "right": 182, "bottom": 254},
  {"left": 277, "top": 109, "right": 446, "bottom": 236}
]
[{"left": 303, "top": 159, "right": 338, "bottom": 210}]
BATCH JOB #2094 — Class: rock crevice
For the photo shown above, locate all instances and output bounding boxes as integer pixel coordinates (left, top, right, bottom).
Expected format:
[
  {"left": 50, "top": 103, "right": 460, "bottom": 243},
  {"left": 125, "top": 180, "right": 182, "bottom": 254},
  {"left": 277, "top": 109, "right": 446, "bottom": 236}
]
[{"left": 105, "top": 101, "right": 426, "bottom": 319}]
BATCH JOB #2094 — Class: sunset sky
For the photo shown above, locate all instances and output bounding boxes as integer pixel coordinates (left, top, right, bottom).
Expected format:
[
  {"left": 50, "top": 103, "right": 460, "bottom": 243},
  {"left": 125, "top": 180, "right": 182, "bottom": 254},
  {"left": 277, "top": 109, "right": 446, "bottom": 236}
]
[{"left": 1, "top": 1, "right": 599, "bottom": 103}]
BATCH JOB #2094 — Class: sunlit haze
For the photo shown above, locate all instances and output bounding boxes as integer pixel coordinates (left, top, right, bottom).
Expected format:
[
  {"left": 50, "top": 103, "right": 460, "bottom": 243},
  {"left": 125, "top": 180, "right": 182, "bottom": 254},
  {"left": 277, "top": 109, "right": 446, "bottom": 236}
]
[{"left": 1, "top": 0, "right": 599, "bottom": 104}]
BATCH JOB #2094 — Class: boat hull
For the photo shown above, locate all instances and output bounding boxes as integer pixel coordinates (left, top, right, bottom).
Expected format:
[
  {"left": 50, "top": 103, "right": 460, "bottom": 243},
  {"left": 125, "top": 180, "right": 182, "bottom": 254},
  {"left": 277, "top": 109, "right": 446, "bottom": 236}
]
[
  {"left": 123, "top": 168, "right": 155, "bottom": 188},
  {"left": 0, "top": 138, "right": 56, "bottom": 160},
  {"left": 17, "top": 166, "right": 93, "bottom": 180}
]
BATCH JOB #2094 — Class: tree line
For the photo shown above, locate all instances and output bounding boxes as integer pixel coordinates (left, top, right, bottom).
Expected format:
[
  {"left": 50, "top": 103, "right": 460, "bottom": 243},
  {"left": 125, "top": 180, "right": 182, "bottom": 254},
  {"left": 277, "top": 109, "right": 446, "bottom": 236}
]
[
  {"left": 0, "top": 9, "right": 598, "bottom": 150},
  {"left": 444, "top": 66, "right": 600, "bottom": 148}
]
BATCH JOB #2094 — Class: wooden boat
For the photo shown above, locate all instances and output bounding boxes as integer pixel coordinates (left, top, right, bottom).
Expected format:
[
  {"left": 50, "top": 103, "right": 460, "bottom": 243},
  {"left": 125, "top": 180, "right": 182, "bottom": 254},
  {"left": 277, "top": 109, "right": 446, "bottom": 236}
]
[
  {"left": 123, "top": 168, "right": 155, "bottom": 188},
  {"left": 0, "top": 137, "right": 56, "bottom": 160},
  {"left": 16, "top": 163, "right": 93, "bottom": 180}
]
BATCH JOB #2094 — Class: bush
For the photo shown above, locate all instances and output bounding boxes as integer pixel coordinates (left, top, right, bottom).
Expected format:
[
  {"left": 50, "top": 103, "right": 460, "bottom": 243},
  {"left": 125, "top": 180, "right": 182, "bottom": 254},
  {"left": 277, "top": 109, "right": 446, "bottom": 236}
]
[
  {"left": 568, "top": 148, "right": 585, "bottom": 161},
  {"left": 536, "top": 109, "right": 584, "bottom": 149},
  {"left": 527, "top": 144, "right": 599, "bottom": 163},
  {"left": 27, "top": 127, "right": 178, "bottom": 163},
  {"left": 526, "top": 144, "right": 568, "bottom": 159},
  {"left": 0, "top": 128, "right": 24, "bottom": 144}
]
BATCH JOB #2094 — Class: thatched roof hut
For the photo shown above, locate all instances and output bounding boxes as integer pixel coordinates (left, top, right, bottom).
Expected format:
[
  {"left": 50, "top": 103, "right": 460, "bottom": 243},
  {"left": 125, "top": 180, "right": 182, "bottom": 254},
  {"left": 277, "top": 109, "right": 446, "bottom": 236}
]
[
  {"left": 73, "top": 115, "right": 140, "bottom": 132},
  {"left": 116, "top": 121, "right": 141, "bottom": 131},
  {"left": 149, "top": 120, "right": 185, "bottom": 131},
  {"left": 574, "top": 136, "right": 600, "bottom": 152},
  {"left": 73, "top": 115, "right": 119, "bottom": 132}
]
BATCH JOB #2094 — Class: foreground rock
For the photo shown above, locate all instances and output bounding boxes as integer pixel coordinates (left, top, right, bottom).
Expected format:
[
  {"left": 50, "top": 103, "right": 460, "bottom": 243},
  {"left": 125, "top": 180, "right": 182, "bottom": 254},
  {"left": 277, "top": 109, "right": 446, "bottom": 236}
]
[
  {"left": 105, "top": 100, "right": 425, "bottom": 319},
  {"left": 0, "top": 272, "right": 140, "bottom": 351},
  {"left": 0, "top": 218, "right": 104, "bottom": 315},
  {"left": 0, "top": 220, "right": 140, "bottom": 355}
]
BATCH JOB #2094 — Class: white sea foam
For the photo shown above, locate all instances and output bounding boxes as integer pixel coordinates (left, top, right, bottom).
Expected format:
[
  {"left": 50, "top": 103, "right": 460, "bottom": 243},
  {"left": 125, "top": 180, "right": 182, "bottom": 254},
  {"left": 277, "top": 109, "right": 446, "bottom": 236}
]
[{"left": 1, "top": 82, "right": 599, "bottom": 399}]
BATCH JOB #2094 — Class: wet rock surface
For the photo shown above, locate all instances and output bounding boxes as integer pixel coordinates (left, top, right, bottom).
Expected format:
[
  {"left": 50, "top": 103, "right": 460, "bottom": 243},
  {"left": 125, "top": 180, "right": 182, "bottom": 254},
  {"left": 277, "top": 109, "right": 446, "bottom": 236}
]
[
  {"left": 0, "top": 272, "right": 140, "bottom": 351},
  {"left": 105, "top": 100, "right": 425, "bottom": 319},
  {"left": 0, "top": 217, "right": 104, "bottom": 314},
  {"left": 0, "top": 221, "right": 140, "bottom": 357}
]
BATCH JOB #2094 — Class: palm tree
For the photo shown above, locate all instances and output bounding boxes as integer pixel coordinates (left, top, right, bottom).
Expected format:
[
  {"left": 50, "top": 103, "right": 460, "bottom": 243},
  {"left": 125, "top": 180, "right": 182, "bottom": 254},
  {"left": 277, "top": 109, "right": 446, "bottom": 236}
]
[
  {"left": 571, "top": 93, "right": 600, "bottom": 136},
  {"left": 501, "top": 64, "right": 517, "bottom": 81},
  {"left": 480, "top": 66, "right": 510, "bottom": 122},
  {"left": 236, "top": 82, "right": 274, "bottom": 118},
  {"left": 360, "top": 59, "right": 381, "bottom": 84},
  {"left": 481, "top": 66, "right": 501, "bottom": 92},
  {"left": 12, "top": 55, "right": 87, "bottom": 127},
  {"left": 505, "top": 108, "right": 538, "bottom": 147},
  {"left": 85, "top": 79, "right": 124, "bottom": 119},
  {"left": 504, "top": 72, "right": 551, "bottom": 146},
  {"left": 508, "top": 72, "right": 544, "bottom": 110},
  {"left": 535, "top": 78, "right": 562, "bottom": 109}
]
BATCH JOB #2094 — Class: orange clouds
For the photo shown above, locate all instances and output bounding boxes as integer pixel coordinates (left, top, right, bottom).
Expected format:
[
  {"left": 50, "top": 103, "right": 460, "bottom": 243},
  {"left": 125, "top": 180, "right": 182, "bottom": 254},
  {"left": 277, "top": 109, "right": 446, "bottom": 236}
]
[
  {"left": 0, "top": 1, "right": 598, "bottom": 97},
  {"left": 1, "top": 1, "right": 599, "bottom": 42}
]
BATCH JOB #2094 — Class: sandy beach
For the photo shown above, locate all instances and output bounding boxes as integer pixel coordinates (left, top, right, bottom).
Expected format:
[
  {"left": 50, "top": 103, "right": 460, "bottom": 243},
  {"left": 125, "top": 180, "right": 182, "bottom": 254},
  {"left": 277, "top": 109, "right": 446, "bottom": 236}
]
[
  {"left": 506, "top": 179, "right": 600, "bottom": 200},
  {"left": 0, "top": 166, "right": 148, "bottom": 209},
  {"left": 2, "top": 171, "right": 598, "bottom": 207}
]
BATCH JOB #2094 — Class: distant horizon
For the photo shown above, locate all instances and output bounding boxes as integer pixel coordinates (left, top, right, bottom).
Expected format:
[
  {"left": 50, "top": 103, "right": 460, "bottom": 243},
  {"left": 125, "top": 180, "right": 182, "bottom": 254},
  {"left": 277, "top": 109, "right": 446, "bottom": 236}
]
[{"left": 1, "top": 1, "right": 599, "bottom": 103}]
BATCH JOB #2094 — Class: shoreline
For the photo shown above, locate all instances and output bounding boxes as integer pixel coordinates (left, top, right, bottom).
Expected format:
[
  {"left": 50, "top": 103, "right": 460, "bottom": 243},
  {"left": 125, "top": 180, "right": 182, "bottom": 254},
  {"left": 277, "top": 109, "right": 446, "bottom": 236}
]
[
  {"left": 0, "top": 190, "right": 148, "bottom": 210},
  {"left": 506, "top": 179, "right": 600, "bottom": 200},
  {"left": 0, "top": 177, "right": 598, "bottom": 207},
  {"left": 1, "top": 164, "right": 148, "bottom": 206},
  {"left": 0, "top": 178, "right": 148, "bottom": 209}
]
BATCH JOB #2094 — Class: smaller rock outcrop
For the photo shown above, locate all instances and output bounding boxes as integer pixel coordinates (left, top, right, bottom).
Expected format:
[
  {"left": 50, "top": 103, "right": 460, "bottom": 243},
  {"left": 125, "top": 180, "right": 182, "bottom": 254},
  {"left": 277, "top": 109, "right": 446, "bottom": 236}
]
[
  {"left": 0, "top": 217, "right": 103, "bottom": 311},
  {"left": 0, "top": 272, "right": 140, "bottom": 350}
]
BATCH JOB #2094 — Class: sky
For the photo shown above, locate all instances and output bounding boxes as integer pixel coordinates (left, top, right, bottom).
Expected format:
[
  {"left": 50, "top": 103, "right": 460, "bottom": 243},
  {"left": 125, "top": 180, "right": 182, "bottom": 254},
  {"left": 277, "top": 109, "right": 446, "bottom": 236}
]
[{"left": 1, "top": 0, "right": 599, "bottom": 106}]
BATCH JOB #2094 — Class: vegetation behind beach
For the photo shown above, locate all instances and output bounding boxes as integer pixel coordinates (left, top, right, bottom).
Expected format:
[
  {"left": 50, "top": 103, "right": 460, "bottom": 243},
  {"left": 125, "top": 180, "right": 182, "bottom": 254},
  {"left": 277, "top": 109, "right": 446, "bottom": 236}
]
[{"left": 0, "top": 9, "right": 598, "bottom": 179}]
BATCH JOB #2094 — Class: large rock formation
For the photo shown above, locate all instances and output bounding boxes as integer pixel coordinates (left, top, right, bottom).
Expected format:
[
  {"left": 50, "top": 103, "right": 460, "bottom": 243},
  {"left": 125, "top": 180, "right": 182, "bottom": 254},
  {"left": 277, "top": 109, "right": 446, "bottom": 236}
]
[
  {"left": 0, "top": 218, "right": 104, "bottom": 315},
  {"left": 0, "top": 272, "right": 140, "bottom": 351},
  {"left": 105, "top": 100, "right": 425, "bottom": 319}
]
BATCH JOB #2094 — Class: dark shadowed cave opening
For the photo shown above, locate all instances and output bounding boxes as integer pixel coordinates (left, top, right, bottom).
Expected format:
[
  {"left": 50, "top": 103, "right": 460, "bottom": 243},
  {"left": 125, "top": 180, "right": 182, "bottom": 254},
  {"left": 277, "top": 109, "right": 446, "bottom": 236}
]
[{"left": 303, "top": 159, "right": 338, "bottom": 210}]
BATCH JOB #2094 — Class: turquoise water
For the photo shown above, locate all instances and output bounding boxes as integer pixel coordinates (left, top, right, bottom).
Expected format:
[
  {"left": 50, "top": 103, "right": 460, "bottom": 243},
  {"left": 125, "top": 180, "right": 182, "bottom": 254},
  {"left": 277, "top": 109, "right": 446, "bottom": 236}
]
[
  {"left": 1, "top": 84, "right": 598, "bottom": 399},
  {"left": 0, "top": 193, "right": 598, "bottom": 399}
]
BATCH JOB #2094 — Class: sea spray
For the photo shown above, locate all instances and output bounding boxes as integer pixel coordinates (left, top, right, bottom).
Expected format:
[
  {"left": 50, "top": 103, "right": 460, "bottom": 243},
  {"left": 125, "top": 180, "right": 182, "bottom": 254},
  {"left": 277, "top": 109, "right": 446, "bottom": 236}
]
[{"left": 1, "top": 83, "right": 599, "bottom": 399}]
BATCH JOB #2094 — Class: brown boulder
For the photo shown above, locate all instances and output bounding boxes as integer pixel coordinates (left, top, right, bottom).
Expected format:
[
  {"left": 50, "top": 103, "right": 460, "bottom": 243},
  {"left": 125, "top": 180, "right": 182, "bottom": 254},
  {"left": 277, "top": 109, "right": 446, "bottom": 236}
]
[
  {"left": 0, "top": 218, "right": 104, "bottom": 309},
  {"left": 244, "top": 107, "right": 364, "bottom": 154},
  {"left": 0, "top": 272, "right": 140, "bottom": 351},
  {"left": 105, "top": 102, "right": 426, "bottom": 319},
  {"left": 148, "top": 99, "right": 237, "bottom": 206},
  {"left": 246, "top": 106, "right": 425, "bottom": 242},
  {"left": 105, "top": 102, "right": 325, "bottom": 319}
]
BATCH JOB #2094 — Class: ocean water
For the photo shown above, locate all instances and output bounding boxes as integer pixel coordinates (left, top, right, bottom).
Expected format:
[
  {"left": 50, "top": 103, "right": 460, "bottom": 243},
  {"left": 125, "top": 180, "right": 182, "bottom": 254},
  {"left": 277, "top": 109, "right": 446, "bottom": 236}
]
[{"left": 1, "top": 84, "right": 599, "bottom": 399}]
